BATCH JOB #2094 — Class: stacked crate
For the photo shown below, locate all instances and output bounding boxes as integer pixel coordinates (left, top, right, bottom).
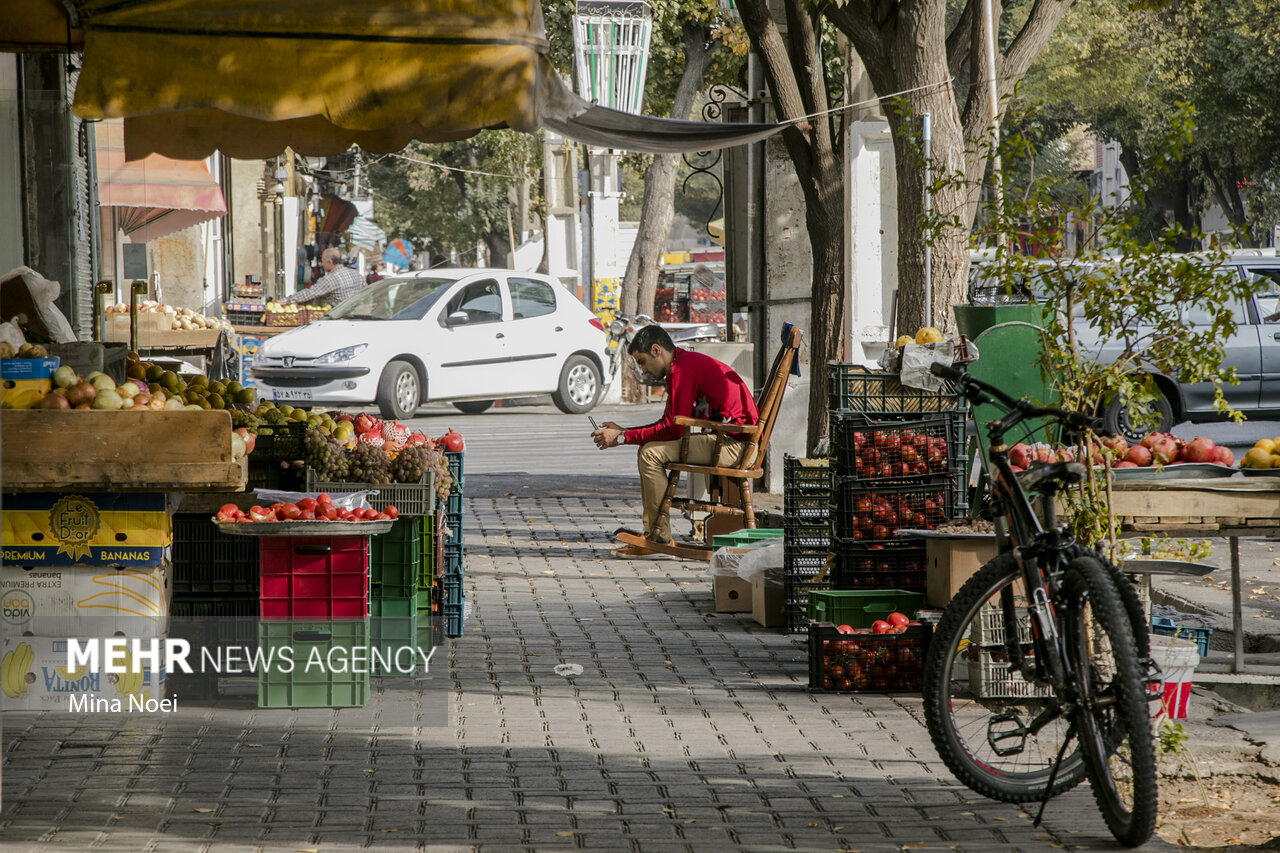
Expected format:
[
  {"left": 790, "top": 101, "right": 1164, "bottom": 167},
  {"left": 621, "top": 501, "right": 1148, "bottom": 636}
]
[
  {"left": 782, "top": 456, "right": 831, "bottom": 634},
  {"left": 806, "top": 363, "right": 965, "bottom": 691},
  {"left": 246, "top": 421, "right": 307, "bottom": 491},
  {"left": 440, "top": 450, "right": 466, "bottom": 638},
  {"left": 170, "top": 516, "right": 259, "bottom": 660},
  {"left": 256, "top": 534, "right": 371, "bottom": 708}
]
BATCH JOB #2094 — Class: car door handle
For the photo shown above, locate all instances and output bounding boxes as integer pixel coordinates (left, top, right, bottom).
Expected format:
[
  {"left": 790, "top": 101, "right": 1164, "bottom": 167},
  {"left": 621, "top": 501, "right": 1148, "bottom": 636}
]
[
  {"left": 1273, "top": 331, "right": 1280, "bottom": 341},
  {"left": 555, "top": 326, "right": 564, "bottom": 332},
  {"left": 495, "top": 333, "right": 505, "bottom": 339}
]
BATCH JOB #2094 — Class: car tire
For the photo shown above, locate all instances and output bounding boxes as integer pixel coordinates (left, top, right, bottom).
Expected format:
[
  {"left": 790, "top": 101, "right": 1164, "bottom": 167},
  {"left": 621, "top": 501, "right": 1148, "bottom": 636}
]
[
  {"left": 1102, "top": 386, "right": 1174, "bottom": 442},
  {"left": 453, "top": 400, "right": 493, "bottom": 414},
  {"left": 552, "top": 355, "right": 601, "bottom": 414},
  {"left": 376, "top": 360, "right": 421, "bottom": 420}
]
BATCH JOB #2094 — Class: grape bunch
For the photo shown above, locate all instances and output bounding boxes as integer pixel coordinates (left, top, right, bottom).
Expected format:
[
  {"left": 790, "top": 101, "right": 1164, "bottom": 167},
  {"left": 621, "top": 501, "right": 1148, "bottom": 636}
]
[
  {"left": 346, "top": 440, "right": 392, "bottom": 484},
  {"left": 390, "top": 443, "right": 454, "bottom": 496},
  {"left": 430, "top": 450, "right": 455, "bottom": 501},
  {"left": 304, "top": 426, "right": 351, "bottom": 481}
]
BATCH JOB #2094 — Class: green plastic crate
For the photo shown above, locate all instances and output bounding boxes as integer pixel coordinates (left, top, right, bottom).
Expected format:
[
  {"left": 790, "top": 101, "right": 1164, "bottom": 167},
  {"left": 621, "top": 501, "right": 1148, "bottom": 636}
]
[
  {"left": 257, "top": 619, "right": 370, "bottom": 708},
  {"left": 369, "top": 518, "right": 421, "bottom": 599},
  {"left": 417, "top": 512, "right": 438, "bottom": 590},
  {"left": 710, "top": 528, "right": 785, "bottom": 549},
  {"left": 416, "top": 595, "right": 433, "bottom": 659},
  {"left": 806, "top": 589, "right": 924, "bottom": 628},
  {"left": 370, "top": 592, "right": 428, "bottom": 675}
]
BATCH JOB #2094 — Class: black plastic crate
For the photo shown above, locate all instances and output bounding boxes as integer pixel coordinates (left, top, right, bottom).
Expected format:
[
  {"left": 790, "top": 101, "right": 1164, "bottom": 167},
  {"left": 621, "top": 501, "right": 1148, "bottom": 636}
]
[
  {"left": 828, "top": 362, "right": 963, "bottom": 415},
  {"left": 172, "top": 515, "right": 258, "bottom": 596},
  {"left": 253, "top": 422, "right": 308, "bottom": 462},
  {"left": 783, "top": 456, "right": 832, "bottom": 493},
  {"left": 170, "top": 596, "right": 259, "bottom": 653},
  {"left": 831, "top": 411, "right": 963, "bottom": 482},
  {"left": 808, "top": 622, "right": 930, "bottom": 692},
  {"left": 832, "top": 479, "right": 953, "bottom": 542},
  {"left": 832, "top": 540, "right": 927, "bottom": 592},
  {"left": 225, "top": 308, "right": 264, "bottom": 326}
]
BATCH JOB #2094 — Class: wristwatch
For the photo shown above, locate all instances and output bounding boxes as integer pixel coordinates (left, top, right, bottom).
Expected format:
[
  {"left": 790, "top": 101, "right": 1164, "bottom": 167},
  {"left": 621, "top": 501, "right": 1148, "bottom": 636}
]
[{"left": 615, "top": 433, "right": 625, "bottom": 446}]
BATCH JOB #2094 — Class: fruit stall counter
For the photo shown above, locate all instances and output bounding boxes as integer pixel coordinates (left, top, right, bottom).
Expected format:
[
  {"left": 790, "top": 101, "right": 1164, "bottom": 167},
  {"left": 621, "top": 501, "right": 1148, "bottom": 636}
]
[{"left": 1106, "top": 477, "right": 1280, "bottom": 677}]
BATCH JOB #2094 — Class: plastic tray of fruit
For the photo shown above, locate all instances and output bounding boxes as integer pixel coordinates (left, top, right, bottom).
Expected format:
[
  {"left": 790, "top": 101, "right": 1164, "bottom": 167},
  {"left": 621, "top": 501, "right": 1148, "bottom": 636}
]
[
  {"left": 1111, "top": 462, "right": 1235, "bottom": 480},
  {"left": 216, "top": 519, "right": 394, "bottom": 536}
]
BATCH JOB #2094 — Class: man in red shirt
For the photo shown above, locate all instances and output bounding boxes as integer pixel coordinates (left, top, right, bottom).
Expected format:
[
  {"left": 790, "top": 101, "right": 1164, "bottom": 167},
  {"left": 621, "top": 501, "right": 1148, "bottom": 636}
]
[{"left": 593, "top": 325, "right": 758, "bottom": 553}]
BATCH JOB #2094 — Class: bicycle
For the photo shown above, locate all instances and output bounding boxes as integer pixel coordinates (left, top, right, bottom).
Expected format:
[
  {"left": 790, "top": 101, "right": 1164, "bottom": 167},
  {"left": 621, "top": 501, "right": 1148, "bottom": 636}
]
[{"left": 921, "top": 363, "right": 1160, "bottom": 847}]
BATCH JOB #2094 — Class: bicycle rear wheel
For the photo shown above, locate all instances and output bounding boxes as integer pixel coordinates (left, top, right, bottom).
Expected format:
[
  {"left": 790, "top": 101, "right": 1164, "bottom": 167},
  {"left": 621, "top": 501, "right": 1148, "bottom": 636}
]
[
  {"left": 1061, "top": 555, "right": 1158, "bottom": 846},
  {"left": 923, "top": 552, "right": 1088, "bottom": 802}
]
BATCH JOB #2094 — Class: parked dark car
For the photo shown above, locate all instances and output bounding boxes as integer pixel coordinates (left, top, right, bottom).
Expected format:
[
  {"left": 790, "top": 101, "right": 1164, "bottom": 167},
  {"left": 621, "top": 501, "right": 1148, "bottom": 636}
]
[{"left": 968, "top": 251, "right": 1280, "bottom": 439}]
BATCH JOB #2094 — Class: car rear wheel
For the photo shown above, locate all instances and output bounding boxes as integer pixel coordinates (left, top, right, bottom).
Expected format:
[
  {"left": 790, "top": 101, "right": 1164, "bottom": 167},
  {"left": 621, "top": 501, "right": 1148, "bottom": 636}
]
[
  {"left": 552, "top": 355, "right": 601, "bottom": 414},
  {"left": 1102, "top": 387, "right": 1174, "bottom": 442},
  {"left": 377, "top": 360, "right": 421, "bottom": 420},
  {"left": 453, "top": 400, "right": 493, "bottom": 414}
]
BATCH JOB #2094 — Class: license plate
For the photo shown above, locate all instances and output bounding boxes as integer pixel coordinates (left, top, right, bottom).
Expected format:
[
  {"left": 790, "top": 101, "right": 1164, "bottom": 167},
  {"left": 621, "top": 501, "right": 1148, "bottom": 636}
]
[{"left": 273, "top": 390, "right": 312, "bottom": 401}]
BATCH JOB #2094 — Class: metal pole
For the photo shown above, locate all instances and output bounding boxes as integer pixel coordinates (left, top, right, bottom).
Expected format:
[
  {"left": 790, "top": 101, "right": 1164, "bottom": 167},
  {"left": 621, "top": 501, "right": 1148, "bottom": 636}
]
[
  {"left": 981, "top": 0, "right": 1004, "bottom": 235},
  {"left": 923, "top": 112, "right": 932, "bottom": 328},
  {"left": 1231, "top": 536, "right": 1244, "bottom": 674}
]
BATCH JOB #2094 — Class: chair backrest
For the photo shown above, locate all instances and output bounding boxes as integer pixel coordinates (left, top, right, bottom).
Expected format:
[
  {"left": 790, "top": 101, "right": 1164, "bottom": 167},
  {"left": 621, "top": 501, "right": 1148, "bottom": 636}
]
[{"left": 735, "top": 325, "right": 803, "bottom": 472}]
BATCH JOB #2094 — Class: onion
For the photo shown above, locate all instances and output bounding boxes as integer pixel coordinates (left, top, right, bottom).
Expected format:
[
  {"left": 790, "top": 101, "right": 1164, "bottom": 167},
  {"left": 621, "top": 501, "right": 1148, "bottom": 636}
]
[
  {"left": 40, "top": 392, "right": 71, "bottom": 410},
  {"left": 66, "top": 382, "right": 96, "bottom": 407}
]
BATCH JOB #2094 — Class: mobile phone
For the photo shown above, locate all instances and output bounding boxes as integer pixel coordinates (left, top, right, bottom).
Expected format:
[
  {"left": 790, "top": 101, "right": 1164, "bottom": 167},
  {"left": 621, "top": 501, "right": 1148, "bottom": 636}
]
[{"left": 588, "top": 416, "right": 600, "bottom": 430}]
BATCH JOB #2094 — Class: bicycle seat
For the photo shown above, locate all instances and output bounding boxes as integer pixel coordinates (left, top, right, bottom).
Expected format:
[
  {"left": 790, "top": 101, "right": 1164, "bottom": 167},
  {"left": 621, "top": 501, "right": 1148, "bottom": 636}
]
[{"left": 1016, "top": 460, "right": 1086, "bottom": 494}]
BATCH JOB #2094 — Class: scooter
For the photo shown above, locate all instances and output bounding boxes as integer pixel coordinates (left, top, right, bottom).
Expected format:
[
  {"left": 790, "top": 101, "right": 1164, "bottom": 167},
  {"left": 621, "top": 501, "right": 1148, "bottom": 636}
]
[{"left": 602, "top": 313, "right": 722, "bottom": 389}]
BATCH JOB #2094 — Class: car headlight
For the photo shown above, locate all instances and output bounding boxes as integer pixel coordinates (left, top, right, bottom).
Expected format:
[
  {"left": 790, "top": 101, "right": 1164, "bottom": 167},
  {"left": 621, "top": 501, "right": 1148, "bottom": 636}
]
[{"left": 313, "top": 344, "right": 368, "bottom": 364}]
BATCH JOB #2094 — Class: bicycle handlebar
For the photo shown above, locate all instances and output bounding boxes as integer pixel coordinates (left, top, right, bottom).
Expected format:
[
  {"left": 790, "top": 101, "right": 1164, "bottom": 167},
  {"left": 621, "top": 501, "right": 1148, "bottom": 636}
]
[{"left": 929, "top": 362, "right": 1106, "bottom": 436}]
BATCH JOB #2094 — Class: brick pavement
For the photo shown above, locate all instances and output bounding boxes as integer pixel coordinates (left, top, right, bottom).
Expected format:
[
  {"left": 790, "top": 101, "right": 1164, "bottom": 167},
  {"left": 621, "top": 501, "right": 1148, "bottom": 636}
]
[{"left": 0, "top": 473, "right": 1169, "bottom": 852}]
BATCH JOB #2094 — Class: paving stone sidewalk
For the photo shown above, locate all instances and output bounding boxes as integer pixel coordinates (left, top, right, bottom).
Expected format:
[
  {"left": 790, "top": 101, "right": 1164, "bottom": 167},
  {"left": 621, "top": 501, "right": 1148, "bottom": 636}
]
[{"left": 0, "top": 474, "right": 1170, "bottom": 852}]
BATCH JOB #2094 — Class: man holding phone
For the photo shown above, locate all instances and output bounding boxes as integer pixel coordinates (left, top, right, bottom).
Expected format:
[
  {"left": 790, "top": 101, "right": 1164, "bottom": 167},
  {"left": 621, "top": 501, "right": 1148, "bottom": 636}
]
[{"left": 591, "top": 325, "right": 757, "bottom": 555}]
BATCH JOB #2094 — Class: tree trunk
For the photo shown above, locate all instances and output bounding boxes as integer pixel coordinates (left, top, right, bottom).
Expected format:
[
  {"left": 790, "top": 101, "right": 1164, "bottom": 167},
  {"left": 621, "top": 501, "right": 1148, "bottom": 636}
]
[{"left": 620, "top": 21, "right": 715, "bottom": 319}]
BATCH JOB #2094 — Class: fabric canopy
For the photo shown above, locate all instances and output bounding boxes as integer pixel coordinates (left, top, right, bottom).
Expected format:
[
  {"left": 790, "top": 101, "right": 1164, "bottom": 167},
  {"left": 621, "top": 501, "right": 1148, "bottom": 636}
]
[
  {"left": 95, "top": 119, "right": 228, "bottom": 242},
  {"left": 15, "top": 0, "right": 789, "bottom": 159}
]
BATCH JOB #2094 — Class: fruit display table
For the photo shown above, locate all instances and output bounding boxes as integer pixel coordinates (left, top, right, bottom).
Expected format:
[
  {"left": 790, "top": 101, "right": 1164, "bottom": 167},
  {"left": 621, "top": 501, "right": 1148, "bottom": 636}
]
[
  {"left": 1108, "top": 477, "right": 1280, "bottom": 676},
  {"left": 0, "top": 409, "right": 247, "bottom": 492}
]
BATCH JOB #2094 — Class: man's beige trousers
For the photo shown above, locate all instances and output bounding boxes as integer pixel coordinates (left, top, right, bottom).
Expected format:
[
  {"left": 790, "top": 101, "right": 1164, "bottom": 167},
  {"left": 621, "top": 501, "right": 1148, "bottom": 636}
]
[{"left": 637, "top": 434, "right": 746, "bottom": 542}]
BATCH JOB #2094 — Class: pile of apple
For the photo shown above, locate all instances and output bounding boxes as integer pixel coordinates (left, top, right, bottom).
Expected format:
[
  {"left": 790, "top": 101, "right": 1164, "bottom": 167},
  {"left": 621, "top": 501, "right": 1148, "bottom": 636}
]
[
  {"left": 215, "top": 494, "right": 398, "bottom": 523},
  {"left": 846, "top": 491, "right": 947, "bottom": 541},
  {"left": 835, "top": 611, "right": 917, "bottom": 635},
  {"left": 848, "top": 428, "right": 949, "bottom": 480}
]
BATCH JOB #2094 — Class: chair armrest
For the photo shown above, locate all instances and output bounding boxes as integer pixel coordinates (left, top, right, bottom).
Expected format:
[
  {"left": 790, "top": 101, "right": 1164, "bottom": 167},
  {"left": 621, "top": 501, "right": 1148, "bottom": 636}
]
[{"left": 673, "top": 416, "right": 760, "bottom": 434}]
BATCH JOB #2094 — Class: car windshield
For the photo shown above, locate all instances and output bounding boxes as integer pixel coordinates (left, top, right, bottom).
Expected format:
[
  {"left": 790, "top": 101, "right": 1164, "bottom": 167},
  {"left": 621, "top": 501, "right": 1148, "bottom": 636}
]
[{"left": 327, "top": 277, "right": 455, "bottom": 321}]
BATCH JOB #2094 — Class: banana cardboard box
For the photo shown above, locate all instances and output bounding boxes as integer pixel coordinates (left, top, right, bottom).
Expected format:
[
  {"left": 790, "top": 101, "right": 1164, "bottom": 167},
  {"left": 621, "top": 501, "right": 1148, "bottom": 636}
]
[
  {"left": 1, "top": 565, "right": 171, "bottom": 638},
  {"left": 1, "top": 635, "right": 166, "bottom": 711},
  {"left": 2, "top": 492, "right": 171, "bottom": 567},
  {"left": 1, "top": 357, "right": 59, "bottom": 409}
]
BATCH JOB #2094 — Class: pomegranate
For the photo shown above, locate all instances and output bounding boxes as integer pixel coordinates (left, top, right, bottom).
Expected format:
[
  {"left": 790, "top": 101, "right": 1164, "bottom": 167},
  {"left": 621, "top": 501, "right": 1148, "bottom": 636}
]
[
  {"left": 1101, "top": 435, "right": 1128, "bottom": 458},
  {"left": 1140, "top": 432, "right": 1162, "bottom": 450},
  {"left": 1182, "top": 436, "right": 1217, "bottom": 464},
  {"left": 1008, "top": 443, "right": 1032, "bottom": 468},
  {"left": 1125, "top": 445, "right": 1153, "bottom": 466},
  {"left": 1213, "top": 446, "right": 1235, "bottom": 466},
  {"left": 1151, "top": 435, "right": 1179, "bottom": 465},
  {"left": 871, "top": 620, "right": 892, "bottom": 634},
  {"left": 1114, "top": 460, "right": 1139, "bottom": 468}
]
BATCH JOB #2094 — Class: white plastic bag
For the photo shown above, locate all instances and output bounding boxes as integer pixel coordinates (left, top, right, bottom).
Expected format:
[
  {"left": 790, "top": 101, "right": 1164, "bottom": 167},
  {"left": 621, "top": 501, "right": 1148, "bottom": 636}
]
[
  {"left": 0, "top": 266, "right": 77, "bottom": 343},
  {"left": 735, "top": 541, "right": 785, "bottom": 586},
  {"left": 254, "top": 489, "right": 373, "bottom": 510},
  {"left": 900, "top": 340, "right": 956, "bottom": 391}
]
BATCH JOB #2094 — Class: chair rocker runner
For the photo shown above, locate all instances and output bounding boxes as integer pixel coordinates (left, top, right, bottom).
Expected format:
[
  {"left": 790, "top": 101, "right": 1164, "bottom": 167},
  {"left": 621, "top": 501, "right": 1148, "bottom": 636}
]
[{"left": 615, "top": 325, "right": 804, "bottom": 559}]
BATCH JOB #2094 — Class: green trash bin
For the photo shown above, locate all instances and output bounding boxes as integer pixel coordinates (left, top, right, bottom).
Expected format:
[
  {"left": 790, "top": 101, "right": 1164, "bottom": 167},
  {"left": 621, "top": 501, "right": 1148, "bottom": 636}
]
[{"left": 953, "top": 304, "right": 1057, "bottom": 466}]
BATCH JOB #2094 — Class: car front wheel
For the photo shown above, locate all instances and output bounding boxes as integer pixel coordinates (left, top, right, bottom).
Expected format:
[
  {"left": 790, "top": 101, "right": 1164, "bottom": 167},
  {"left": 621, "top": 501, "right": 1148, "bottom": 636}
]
[
  {"left": 552, "top": 355, "right": 601, "bottom": 414},
  {"left": 377, "top": 360, "right": 421, "bottom": 420},
  {"left": 1102, "top": 387, "right": 1174, "bottom": 442}
]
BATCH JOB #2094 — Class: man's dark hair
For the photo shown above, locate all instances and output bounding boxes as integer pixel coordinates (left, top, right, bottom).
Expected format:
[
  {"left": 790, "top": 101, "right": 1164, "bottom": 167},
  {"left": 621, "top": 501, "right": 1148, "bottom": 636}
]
[{"left": 628, "top": 323, "right": 674, "bottom": 355}]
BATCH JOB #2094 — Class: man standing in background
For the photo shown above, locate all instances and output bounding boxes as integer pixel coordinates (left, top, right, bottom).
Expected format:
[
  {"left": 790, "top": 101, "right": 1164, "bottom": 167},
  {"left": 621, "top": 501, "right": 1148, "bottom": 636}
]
[{"left": 279, "top": 247, "right": 365, "bottom": 306}]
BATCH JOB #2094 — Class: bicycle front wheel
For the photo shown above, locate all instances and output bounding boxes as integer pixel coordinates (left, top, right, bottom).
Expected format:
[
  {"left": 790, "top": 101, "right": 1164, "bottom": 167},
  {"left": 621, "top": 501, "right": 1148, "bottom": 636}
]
[
  {"left": 1061, "top": 555, "right": 1158, "bottom": 846},
  {"left": 923, "top": 552, "right": 1088, "bottom": 803}
]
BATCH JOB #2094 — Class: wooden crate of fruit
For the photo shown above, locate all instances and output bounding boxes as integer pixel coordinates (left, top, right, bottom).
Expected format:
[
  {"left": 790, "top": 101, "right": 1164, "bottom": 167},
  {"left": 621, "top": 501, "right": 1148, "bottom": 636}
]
[
  {"left": 1, "top": 409, "right": 247, "bottom": 492},
  {"left": 105, "top": 313, "right": 221, "bottom": 348}
]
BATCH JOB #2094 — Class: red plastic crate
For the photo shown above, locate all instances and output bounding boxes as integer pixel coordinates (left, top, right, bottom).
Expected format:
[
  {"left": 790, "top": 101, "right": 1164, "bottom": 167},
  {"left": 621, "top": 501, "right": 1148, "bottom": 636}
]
[
  {"left": 258, "top": 536, "right": 369, "bottom": 621},
  {"left": 808, "top": 622, "right": 930, "bottom": 692}
]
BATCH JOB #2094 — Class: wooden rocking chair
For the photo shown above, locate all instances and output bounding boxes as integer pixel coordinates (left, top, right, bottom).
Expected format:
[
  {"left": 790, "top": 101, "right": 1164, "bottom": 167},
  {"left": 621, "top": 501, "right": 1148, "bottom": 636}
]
[{"left": 615, "top": 325, "right": 804, "bottom": 560}]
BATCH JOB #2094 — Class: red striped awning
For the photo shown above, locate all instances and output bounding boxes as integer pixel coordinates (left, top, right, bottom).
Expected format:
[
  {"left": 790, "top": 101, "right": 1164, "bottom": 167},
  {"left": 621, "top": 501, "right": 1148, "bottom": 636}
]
[{"left": 95, "top": 119, "right": 227, "bottom": 242}]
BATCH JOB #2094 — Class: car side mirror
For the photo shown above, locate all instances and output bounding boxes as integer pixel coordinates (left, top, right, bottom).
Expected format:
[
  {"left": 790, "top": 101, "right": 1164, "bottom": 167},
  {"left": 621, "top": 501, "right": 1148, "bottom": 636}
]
[{"left": 443, "top": 310, "right": 469, "bottom": 327}]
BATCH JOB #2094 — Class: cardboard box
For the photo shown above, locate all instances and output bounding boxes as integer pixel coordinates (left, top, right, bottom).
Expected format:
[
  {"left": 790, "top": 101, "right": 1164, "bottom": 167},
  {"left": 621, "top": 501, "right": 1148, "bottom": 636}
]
[
  {"left": 925, "top": 535, "right": 999, "bottom": 607},
  {"left": 2, "top": 492, "right": 171, "bottom": 568},
  {"left": 1, "top": 357, "right": 59, "bottom": 409},
  {"left": 752, "top": 569, "right": 784, "bottom": 628},
  {"left": 1, "top": 565, "right": 171, "bottom": 637},
  {"left": 713, "top": 575, "right": 752, "bottom": 612},
  {"left": 1, "top": 635, "right": 167, "bottom": 711}
]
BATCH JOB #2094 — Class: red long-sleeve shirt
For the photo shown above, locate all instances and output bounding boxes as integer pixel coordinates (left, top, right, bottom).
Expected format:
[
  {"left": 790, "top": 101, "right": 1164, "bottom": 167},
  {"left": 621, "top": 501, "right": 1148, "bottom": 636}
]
[{"left": 622, "top": 347, "right": 758, "bottom": 445}]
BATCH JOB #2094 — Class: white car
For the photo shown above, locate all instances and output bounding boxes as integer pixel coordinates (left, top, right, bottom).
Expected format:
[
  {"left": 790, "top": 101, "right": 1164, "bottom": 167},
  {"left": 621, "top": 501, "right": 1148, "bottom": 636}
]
[{"left": 252, "top": 269, "right": 609, "bottom": 418}]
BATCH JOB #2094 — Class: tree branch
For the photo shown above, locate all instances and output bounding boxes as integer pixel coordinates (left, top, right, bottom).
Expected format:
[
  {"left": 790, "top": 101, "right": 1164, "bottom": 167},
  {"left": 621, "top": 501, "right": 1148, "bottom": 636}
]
[
  {"left": 823, "top": 2, "right": 893, "bottom": 81},
  {"left": 1001, "top": 0, "right": 1078, "bottom": 98},
  {"left": 946, "top": 0, "right": 974, "bottom": 80}
]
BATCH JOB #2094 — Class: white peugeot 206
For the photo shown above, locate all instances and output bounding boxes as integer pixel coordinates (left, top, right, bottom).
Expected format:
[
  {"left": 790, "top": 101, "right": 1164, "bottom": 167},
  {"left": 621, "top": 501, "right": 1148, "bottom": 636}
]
[{"left": 253, "top": 269, "right": 609, "bottom": 418}]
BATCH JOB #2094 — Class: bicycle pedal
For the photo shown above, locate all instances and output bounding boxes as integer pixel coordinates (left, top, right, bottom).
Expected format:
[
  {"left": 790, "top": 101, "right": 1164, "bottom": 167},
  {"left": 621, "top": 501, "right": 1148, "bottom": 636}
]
[
  {"left": 987, "top": 711, "right": 1029, "bottom": 758},
  {"left": 1140, "top": 656, "right": 1164, "bottom": 701}
]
